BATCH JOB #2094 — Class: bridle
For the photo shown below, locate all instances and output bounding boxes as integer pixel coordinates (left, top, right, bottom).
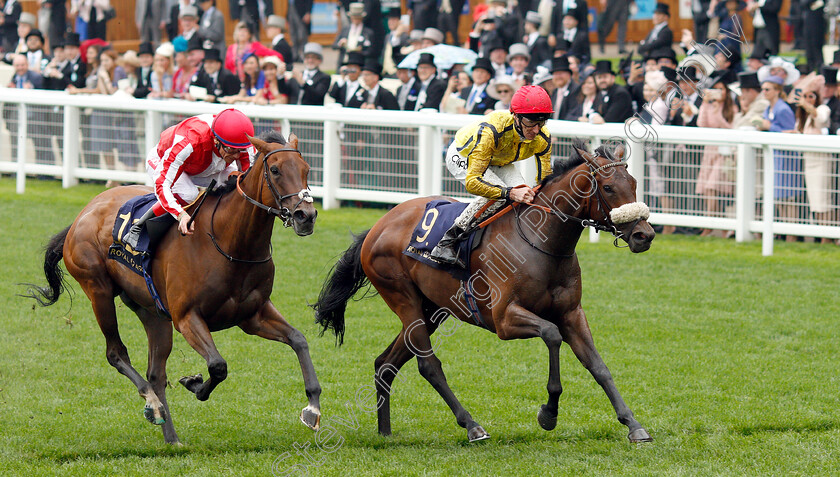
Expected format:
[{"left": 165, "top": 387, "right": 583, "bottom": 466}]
[
  {"left": 235, "top": 147, "right": 314, "bottom": 228},
  {"left": 208, "top": 146, "right": 313, "bottom": 264},
  {"left": 513, "top": 157, "right": 634, "bottom": 258}
]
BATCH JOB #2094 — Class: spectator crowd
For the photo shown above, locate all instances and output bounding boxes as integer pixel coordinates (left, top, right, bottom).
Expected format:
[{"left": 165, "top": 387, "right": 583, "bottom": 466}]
[{"left": 1, "top": 0, "right": 839, "bottom": 241}]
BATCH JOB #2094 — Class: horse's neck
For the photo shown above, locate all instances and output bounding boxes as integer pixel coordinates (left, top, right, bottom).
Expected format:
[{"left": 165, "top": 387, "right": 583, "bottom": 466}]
[
  {"left": 526, "top": 170, "right": 590, "bottom": 256},
  {"left": 209, "top": 171, "right": 275, "bottom": 258}
]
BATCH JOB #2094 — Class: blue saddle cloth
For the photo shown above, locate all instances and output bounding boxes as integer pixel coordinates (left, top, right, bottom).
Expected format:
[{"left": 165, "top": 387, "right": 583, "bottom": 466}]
[
  {"left": 403, "top": 200, "right": 478, "bottom": 281},
  {"left": 108, "top": 193, "right": 169, "bottom": 316}
]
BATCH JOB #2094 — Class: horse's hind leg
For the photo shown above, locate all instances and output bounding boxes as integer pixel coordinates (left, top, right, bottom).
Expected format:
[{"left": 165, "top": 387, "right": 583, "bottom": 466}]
[
  {"left": 373, "top": 329, "right": 415, "bottom": 437},
  {"left": 85, "top": 288, "right": 166, "bottom": 427},
  {"left": 561, "top": 307, "right": 652, "bottom": 443},
  {"left": 131, "top": 301, "right": 180, "bottom": 444},
  {"left": 239, "top": 300, "right": 322, "bottom": 431},
  {"left": 177, "top": 311, "right": 227, "bottom": 401}
]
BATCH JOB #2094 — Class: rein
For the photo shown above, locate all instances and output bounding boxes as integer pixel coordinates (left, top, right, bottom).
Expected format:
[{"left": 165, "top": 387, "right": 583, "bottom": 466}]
[{"left": 206, "top": 146, "right": 313, "bottom": 264}]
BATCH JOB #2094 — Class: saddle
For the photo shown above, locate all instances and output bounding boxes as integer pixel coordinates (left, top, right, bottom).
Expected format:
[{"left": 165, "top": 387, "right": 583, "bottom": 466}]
[{"left": 403, "top": 200, "right": 486, "bottom": 280}]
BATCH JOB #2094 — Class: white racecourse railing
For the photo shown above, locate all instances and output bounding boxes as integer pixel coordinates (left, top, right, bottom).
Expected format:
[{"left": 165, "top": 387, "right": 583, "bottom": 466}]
[{"left": 2, "top": 88, "right": 840, "bottom": 256}]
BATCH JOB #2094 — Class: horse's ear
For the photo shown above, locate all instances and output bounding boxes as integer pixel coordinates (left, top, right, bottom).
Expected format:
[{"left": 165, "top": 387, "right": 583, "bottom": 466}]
[
  {"left": 288, "top": 133, "right": 299, "bottom": 150},
  {"left": 614, "top": 144, "right": 626, "bottom": 160},
  {"left": 248, "top": 134, "right": 268, "bottom": 151},
  {"left": 574, "top": 146, "right": 597, "bottom": 166}
]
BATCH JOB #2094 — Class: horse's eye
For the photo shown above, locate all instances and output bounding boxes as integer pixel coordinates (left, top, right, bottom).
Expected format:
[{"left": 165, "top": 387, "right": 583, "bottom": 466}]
[
  {"left": 603, "top": 185, "right": 613, "bottom": 193},
  {"left": 270, "top": 166, "right": 280, "bottom": 175}
]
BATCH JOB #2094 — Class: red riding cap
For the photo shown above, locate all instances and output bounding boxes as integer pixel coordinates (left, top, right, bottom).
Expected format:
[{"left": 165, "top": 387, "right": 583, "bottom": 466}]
[
  {"left": 510, "top": 85, "right": 554, "bottom": 115},
  {"left": 211, "top": 108, "right": 255, "bottom": 149}
]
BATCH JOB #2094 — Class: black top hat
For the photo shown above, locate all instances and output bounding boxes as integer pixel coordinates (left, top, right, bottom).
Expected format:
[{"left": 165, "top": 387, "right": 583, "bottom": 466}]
[
  {"left": 387, "top": 7, "right": 401, "bottom": 18},
  {"left": 187, "top": 35, "right": 204, "bottom": 51},
  {"left": 484, "top": 38, "right": 506, "bottom": 52},
  {"left": 593, "top": 59, "right": 614, "bottom": 76},
  {"left": 362, "top": 59, "right": 382, "bottom": 76},
  {"left": 737, "top": 71, "right": 761, "bottom": 90},
  {"left": 203, "top": 48, "right": 222, "bottom": 62},
  {"left": 653, "top": 48, "right": 677, "bottom": 63},
  {"left": 660, "top": 66, "right": 678, "bottom": 84},
  {"left": 26, "top": 29, "right": 44, "bottom": 42},
  {"left": 344, "top": 51, "right": 365, "bottom": 66},
  {"left": 555, "top": 39, "right": 572, "bottom": 52},
  {"left": 551, "top": 55, "right": 572, "bottom": 73},
  {"left": 708, "top": 69, "right": 730, "bottom": 86},
  {"left": 678, "top": 66, "right": 698, "bottom": 81},
  {"left": 833, "top": 50, "right": 840, "bottom": 65},
  {"left": 417, "top": 52, "right": 436, "bottom": 68},
  {"left": 822, "top": 66, "right": 838, "bottom": 86},
  {"left": 138, "top": 41, "right": 154, "bottom": 56},
  {"left": 64, "top": 32, "right": 81, "bottom": 47},
  {"left": 748, "top": 48, "right": 770, "bottom": 62},
  {"left": 654, "top": 2, "right": 670, "bottom": 15},
  {"left": 472, "top": 57, "right": 493, "bottom": 74}
]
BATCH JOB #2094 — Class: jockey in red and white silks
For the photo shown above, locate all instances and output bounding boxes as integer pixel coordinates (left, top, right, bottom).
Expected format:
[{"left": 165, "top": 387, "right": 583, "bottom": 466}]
[
  {"left": 147, "top": 113, "right": 254, "bottom": 220},
  {"left": 123, "top": 108, "right": 255, "bottom": 248}
]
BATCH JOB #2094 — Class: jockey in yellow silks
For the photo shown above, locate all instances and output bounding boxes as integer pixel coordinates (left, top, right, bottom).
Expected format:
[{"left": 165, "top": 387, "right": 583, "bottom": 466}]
[{"left": 431, "top": 85, "right": 554, "bottom": 265}]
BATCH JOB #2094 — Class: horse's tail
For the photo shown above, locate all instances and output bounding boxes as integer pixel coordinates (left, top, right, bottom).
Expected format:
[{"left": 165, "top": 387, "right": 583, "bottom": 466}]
[
  {"left": 20, "top": 225, "right": 71, "bottom": 307},
  {"left": 312, "top": 230, "right": 370, "bottom": 346}
]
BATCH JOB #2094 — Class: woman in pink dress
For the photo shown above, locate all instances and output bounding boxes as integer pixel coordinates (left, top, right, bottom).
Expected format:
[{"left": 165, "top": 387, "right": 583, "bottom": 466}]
[{"left": 696, "top": 72, "right": 737, "bottom": 236}]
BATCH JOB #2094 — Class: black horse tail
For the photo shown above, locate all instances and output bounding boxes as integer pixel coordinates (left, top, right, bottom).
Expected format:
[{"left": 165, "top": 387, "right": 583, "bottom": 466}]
[
  {"left": 312, "top": 230, "right": 371, "bottom": 346},
  {"left": 21, "top": 225, "right": 71, "bottom": 307}
]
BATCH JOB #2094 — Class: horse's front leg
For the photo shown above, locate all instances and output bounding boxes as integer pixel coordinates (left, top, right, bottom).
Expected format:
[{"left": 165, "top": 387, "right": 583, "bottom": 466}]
[
  {"left": 239, "top": 300, "right": 322, "bottom": 431},
  {"left": 561, "top": 307, "right": 652, "bottom": 443},
  {"left": 177, "top": 311, "right": 228, "bottom": 401},
  {"left": 495, "top": 303, "right": 563, "bottom": 431}
]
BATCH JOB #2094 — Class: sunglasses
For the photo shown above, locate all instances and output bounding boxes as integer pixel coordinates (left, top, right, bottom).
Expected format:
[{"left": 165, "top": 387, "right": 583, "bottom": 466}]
[
  {"left": 519, "top": 117, "right": 546, "bottom": 129},
  {"left": 760, "top": 87, "right": 775, "bottom": 91},
  {"left": 496, "top": 88, "right": 512, "bottom": 94}
]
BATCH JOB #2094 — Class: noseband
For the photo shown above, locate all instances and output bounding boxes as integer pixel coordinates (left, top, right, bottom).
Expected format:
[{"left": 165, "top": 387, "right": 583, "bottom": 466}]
[{"left": 236, "top": 147, "right": 314, "bottom": 227}]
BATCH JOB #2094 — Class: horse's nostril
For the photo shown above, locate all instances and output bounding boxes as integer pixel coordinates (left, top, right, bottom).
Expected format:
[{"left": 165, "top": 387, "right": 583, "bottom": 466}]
[
  {"left": 293, "top": 210, "right": 307, "bottom": 223},
  {"left": 632, "top": 232, "right": 649, "bottom": 242}
]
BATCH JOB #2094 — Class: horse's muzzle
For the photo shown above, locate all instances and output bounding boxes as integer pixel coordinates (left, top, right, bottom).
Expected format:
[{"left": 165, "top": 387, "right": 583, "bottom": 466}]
[
  {"left": 292, "top": 208, "right": 317, "bottom": 236},
  {"left": 627, "top": 220, "right": 655, "bottom": 253}
]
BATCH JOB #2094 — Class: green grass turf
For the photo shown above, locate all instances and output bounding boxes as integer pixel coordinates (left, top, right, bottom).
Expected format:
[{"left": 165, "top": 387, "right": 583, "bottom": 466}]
[{"left": 1, "top": 177, "right": 839, "bottom": 476}]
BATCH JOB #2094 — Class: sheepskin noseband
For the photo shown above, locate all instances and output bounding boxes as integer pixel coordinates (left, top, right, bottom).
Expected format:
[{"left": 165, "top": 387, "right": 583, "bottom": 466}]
[{"left": 609, "top": 202, "right": 650, "bottom": 224}]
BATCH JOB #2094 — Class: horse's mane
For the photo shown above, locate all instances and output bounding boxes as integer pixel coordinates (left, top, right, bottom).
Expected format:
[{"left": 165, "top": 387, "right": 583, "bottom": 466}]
[
  {"left": 539, "top": 138, "right": 619, "bottom": 189},
  {"left": 207, "top": 129, "right": 288, "bottom": 196}
]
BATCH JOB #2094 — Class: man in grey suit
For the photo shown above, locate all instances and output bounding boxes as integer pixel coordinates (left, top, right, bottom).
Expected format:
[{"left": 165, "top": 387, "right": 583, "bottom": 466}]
[
  {"left": 198, "top": 0, "right": 226, "bottom": 61},
  {"left": 136, "top": 0, "right": 166, "bottom": 44}
]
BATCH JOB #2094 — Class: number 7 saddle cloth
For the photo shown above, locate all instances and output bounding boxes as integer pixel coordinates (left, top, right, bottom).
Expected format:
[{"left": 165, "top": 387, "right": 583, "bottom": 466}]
[
  {"left": 108, "top": 193, "right": 176, "bottom": 316},
  {"left": 403, "top": 199, "right": 483, "bottom": 280}
]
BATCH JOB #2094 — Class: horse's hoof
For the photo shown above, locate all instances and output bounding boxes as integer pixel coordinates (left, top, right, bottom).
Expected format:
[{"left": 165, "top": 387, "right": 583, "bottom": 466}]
[
  {"left": 179, "top": 374, "right": 204, "bottom": 393},
  {"left": 628, "top": 428, "right": 653, "bottom": 443},
  {"left": 468, "top": 425, "right": 490, "bottom": 442},
  {"left": 143, "top": 405, "right": 166, "bottom": 425},
  {"left": 538, "top": 404, "right": 557, "bottom": 431},
  {"left": 300, "top": 405, "right": 321, "bottom": 431}
]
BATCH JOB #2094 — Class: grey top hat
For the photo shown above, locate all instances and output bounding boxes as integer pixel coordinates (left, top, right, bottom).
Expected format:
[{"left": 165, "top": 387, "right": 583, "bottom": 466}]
[
  {"left": 348, "top": 2, "right": 366, "bottom": 16},
  {"left": 18, "top": 12, "right": 36, "bottom": 27},
  {"left": 303, "top": 42, "right": 323, "bottom": 58},
  {"left": 409, "top": 30, "right": 424, "bottom": 42},
  {"left": 266, "top": 15, "right": 286, "bottom": 29},
  {"left": 423, "top": 28, "right": 444, "bottom": 44},
  {"left": 525, "top": 11, "right": 542, "bottom": 25},
  {"left": 507, "top": 43, "right": 530, "bottom": 62},
  {"left": 179, "top": 5, "right": 199, "bottom": 18}
]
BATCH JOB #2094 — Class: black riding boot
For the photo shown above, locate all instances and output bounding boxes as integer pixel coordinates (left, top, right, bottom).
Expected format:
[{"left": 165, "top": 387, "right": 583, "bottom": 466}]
[
  {"left": 430, "top": 224, "right": 465, "bottom": 266},
  {"left": 122, "top": 208, "right": 156, "bottom": 250}
]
